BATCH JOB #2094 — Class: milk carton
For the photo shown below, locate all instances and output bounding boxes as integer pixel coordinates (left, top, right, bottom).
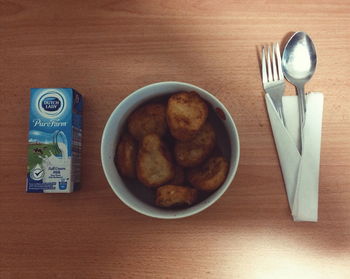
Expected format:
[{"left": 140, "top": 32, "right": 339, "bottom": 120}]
[{"left": 26, "top": 88, "right": 83, "bottom": 193}]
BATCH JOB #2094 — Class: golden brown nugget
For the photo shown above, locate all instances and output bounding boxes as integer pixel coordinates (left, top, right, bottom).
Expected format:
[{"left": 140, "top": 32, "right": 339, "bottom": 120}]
[
  {"left": 174, "top": 122, "right": 216, "bottom": 167},
  {"left": 116, "top": 133, "right": 137, "bottom": 178},
  {"left": 155, "top": 185, "right": 198, "bottom": 207},
  {"left": 168, "top": 165, "right": 185, "bottom": 185},
  {"left": 188, "top": 156, "right": 229, "bottom": 191},
  {"left": 166, "top": 91, "right": 208, "bottom": 141},
  {"left": 128, "top": 103, "right": 167, "bottom": 141},
  {"left": 137, "top": 134, "right": 175, "bottom": 187}
]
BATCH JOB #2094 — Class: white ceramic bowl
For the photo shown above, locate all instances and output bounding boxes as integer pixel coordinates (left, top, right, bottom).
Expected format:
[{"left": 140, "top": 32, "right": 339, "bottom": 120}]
[{"left": 101, "top": 81, "right": 240, "bottom": 219}]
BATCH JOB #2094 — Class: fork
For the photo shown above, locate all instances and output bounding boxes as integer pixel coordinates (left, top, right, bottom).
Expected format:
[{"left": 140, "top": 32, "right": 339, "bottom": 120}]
[{"left": 261, "top": 42, "right": 286, "bottom": 126}]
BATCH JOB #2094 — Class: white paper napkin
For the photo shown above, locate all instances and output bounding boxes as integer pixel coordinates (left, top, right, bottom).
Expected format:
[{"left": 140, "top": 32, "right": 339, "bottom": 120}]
[{"left": 265, "top": 92, "right": 324, "bottom": 222}]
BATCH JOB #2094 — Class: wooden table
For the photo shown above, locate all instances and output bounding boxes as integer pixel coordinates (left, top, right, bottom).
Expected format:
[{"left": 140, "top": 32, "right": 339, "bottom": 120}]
[{"left": 1, "top": 1, "right": 349, "bottom": 278}]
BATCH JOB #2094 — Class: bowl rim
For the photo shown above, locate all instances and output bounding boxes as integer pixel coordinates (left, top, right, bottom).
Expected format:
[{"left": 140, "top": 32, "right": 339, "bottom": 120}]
[{"left": 101, "top": 81, "right": 240, "bottom": 219}]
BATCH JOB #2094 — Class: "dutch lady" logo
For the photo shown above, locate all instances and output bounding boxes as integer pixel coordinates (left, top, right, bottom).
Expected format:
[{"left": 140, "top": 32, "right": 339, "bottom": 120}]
[{"left": 38, "top": 91, "right": 65, "bottom": 118}]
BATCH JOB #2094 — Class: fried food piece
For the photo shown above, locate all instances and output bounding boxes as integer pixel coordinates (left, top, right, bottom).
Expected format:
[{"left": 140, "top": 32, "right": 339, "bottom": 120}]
[
  {"left": 174, "top": 122, "right": 216, "bottom": 167},
  {"left": 155, "top": 185, "right": 198, "bottom": 207},
  {"left": 188, "top": 156, "right": 229, "bottom": 191},
  {"left": 167, "top": 91, "right": 208, "bottom": 141},
  {"left": 128, "top": 103, "right": 167, "bottom": 141},
  {"left": 168, "top": 165, "right": 185, "bottom": 185},
  {"left": 116, "top": 133, "right": 137, "bottom": 178},
  {"left": 136, "top": 134, "right": 175, "bottom": 187}
]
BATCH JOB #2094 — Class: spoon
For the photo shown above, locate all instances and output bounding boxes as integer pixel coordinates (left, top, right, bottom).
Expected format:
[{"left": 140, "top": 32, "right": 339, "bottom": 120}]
[{"left": 282, "top": 31, "right": 317, "bottom": 152}]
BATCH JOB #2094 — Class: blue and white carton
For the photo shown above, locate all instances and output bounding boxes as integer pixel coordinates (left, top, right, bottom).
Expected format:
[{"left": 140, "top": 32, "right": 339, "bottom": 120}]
[{"left": 26, "top": 88, "right": 83, "bottom": 193}]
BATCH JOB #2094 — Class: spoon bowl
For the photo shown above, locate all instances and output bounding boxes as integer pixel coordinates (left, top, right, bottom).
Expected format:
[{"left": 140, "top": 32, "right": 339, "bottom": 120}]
[{"left": 282, "top": 31, "right": 317, "bottom": 87}]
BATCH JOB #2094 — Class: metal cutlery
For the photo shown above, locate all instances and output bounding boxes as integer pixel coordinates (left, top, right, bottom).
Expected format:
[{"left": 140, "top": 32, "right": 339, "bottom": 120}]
[
  {"left": 261, "top": 42, "right": 286, "bottom": 126},
  {"left": 282, "top": 31, "right": 317, "bottom": 153}
]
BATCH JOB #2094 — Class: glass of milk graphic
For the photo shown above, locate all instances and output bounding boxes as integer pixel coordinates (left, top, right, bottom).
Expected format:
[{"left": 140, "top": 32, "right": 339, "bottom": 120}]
[{"left": 41, "top": 131, "right": 70, "bottom": 190}]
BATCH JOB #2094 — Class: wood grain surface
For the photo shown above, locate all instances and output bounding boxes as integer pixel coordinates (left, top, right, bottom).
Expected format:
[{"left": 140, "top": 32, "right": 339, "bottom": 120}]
[{"left": 1, "top": 1, "right": 350, "bottom": 278}]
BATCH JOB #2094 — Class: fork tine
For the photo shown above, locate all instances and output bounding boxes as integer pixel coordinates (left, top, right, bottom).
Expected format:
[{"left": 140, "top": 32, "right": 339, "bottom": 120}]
[
  {"left": 272, "top": 43, "right": 278, "bottom": 81},
  {"left": 267, "top": 45, "right": 272, "bottom": 82},
  {"left": 275, "top": 42, "right": 284, "bottom": 80},
  {"left": 262, "top": 47, "right": 267, "bottom": 83}
]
